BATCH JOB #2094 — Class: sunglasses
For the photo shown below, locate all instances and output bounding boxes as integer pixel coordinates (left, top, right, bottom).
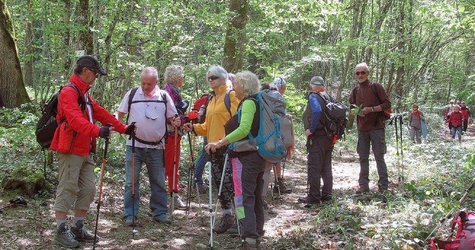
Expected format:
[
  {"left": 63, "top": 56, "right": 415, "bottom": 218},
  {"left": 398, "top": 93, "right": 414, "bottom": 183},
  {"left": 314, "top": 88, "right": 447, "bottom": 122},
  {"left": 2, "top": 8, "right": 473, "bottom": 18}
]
[
  {"left": 88, "top": 68, "right": 100, "bottom": 78},
  {"left": 208, "top": 75, "right": 220, "bottom": 81},
  {"left": 355, "top": 71, "right": 367, "bottom": 76}
]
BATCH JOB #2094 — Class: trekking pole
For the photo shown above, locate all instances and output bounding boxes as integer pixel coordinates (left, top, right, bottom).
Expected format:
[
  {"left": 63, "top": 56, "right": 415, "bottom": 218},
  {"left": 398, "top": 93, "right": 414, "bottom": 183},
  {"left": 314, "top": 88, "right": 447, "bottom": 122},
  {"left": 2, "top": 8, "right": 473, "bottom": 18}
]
[
  {"left": 207, "top": 161, "right": 214, "bottom": 247},
  {"left": 171, "top": 115, "right": 179, "bottom": 218},
  {"left": 130, "top": 124, "right": 138, "bottom": 239},
  {"left": 0, "top": 197, "right": 27, "bottom": 213},
  {"left": 425, "top": 179, "right": 475, "bottom": 242},
  {"left": 272, "top": 164, "right": 281, "bottom": 197},
  {"left": 93, "top": 124, "right": 111, "bottom": 249},
  {"left": 213, "top": 153, "right": 229, "bottom": 227},
  {"left": 186, "top": 131, "right": 195, "bottom": 215}
]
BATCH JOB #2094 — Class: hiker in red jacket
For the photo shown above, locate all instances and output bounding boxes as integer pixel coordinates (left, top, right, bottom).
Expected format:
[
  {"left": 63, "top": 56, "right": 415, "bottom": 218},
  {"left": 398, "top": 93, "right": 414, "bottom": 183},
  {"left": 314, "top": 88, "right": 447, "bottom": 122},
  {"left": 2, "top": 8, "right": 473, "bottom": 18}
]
[
  {"left": 446, "top": 105, "right": 464, "bottom": 142},
  {"left": 51, "top": 55, "right": 135, "bottom": 248},
  {"left": 460, "top": 101, "right": 470, "bottom": 133},
  {"left": 408, "top": 104, "right": 424, "bottom": 144}
]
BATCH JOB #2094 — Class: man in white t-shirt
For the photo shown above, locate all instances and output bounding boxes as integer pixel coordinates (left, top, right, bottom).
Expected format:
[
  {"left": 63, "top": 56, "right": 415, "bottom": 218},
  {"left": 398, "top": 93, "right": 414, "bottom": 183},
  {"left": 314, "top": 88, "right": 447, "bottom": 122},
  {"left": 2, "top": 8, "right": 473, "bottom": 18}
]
[{"left": 116, "top": 67, "right": 181, "bottom": 226}]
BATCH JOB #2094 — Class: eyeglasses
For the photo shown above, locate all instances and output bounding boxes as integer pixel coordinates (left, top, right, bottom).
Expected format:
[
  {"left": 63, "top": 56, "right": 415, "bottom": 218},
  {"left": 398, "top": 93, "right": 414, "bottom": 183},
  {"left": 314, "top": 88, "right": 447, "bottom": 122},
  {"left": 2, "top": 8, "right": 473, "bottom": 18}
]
[
  {"left": 355, "top": 71, "right": 367, "bottom": 76},
  {"left": 208, "top": 75, "right": 220, "bottom": 81},
  {"left": 88, "top": 68, "right": 100, "bottom": 78}
]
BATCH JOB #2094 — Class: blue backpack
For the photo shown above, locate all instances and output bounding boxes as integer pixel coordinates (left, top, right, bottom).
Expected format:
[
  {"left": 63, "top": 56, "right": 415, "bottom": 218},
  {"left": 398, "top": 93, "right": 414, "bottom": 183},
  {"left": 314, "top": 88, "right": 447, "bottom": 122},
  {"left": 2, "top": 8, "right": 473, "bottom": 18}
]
[{"left": 229, "top": 89, "right": 293, "bottom": 162}]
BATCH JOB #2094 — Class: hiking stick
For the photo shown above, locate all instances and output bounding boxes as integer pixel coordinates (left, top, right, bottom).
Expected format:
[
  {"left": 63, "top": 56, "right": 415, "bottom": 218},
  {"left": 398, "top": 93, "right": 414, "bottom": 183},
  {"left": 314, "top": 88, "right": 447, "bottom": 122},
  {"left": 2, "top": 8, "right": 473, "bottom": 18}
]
[
  {"left": 170, "top": 116, "right": 179, "bottom": 218},
  {"left": 213, "top": 153, "right": 229, "bottom": 228},
  {"left": 207, "top": 161, "right": 214, "bottom": 247},
  {"left": 272, "top": 163, "right": 281, "bottom": 197},
  {"left": 0, "top": 197, "right": 27, "bottom": 213},
  {"left": 186, "top": 131, "right": 195, "bottom": 214},
  {"left": 424, "top": 178, "right": 475, "bottom": 242},
  {"left": 93, "top": 124, "right": 111, "bottom": 249},
  {"left": 131, "top": 129, "right": 137, "bottom": 239}
]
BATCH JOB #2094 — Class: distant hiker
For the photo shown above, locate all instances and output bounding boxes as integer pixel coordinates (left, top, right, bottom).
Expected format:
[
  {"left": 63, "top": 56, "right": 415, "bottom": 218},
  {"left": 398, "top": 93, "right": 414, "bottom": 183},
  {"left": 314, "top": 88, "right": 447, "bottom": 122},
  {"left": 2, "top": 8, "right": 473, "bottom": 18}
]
[
  {"left": 445, "top": 100, "right": 456, "bottom": 129},
  {"left": 206, "top": 71, "right": 266, "bottom": 249},
  {"left": 183, "top": 65, "right": 240, "bottom": 234},
  {"left": 349, "top": 62, "right": 391, "bottom": 194},
  {"left": 261, "top": 77, "right": 293, "bottom": 203},
  {"left": 446, "top": 105, "right": 464, "bottom": 142},
  {"left": 51, "top": 55, "right": 135, "bottom": 248},
  {"left": 300, "top": 76, "right": 334, "bottom": 207},
  {"left": 460, "top": 101, "right": 470, "bottom": 133},
  {"left": 163, "top": 65, "right": 188, "bottom": 209},
  {"left": 116, "top": 67, "right": 180, "bottom": 226},
  {"left": 408, "top": 104, "right": 423, "bottom": 144}
]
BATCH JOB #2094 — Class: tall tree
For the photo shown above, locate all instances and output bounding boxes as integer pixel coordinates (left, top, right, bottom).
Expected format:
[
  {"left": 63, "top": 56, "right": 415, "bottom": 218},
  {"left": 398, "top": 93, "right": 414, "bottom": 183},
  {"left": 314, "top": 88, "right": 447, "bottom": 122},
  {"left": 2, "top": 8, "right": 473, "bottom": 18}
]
[
  {"left": 223, "top": 0, "right": 248, "bottom": 72},
  {"left": 0, "top": 0, "right": 29, "bottom": 107}
]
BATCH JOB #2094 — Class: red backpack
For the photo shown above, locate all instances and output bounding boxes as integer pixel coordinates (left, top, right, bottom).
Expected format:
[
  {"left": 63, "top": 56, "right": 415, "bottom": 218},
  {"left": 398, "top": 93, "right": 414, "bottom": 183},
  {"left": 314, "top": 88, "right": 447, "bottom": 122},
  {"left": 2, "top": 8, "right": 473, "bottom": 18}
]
[{"left": 430, "top": 211, "right": 475, "bottom": 250}]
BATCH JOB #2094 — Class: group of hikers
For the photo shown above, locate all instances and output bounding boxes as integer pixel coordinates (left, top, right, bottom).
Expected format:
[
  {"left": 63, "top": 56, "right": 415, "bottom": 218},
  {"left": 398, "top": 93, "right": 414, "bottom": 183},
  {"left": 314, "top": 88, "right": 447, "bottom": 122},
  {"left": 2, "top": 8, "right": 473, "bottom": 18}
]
[
  {"left": 50, "top": 56, "right": 395, "bottom": 249},
  {"left": 445, "top": 100, "right": 471, "bottom": 142}
]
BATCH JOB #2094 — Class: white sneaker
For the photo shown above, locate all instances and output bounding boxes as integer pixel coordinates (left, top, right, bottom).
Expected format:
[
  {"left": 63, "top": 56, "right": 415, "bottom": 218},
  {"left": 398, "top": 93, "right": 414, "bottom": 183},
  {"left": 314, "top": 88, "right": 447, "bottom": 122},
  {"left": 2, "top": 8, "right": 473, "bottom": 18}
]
[{"left": 174, "top": 195, "right": 186, "bottom": 209}]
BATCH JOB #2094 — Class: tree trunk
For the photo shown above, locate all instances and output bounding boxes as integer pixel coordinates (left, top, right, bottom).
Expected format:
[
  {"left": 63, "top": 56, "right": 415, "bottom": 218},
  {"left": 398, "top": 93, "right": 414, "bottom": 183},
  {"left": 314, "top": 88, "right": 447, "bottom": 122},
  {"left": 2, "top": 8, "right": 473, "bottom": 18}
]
[
  {"left": 223, "top": 0, "right": 248, "bottom": 73},
  {"left": 0, "top": 0, "right": 30, "bottom": 107}
]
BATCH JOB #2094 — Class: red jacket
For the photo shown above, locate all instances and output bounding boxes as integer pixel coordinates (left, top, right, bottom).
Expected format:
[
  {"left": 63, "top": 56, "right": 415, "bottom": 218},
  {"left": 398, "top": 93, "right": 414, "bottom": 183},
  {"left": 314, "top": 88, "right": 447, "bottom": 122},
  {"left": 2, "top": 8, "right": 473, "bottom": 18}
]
[
  {"left": 447, "top": 111, "right": 464, "bottom": 128},
  {"left": 50, "top": 74, "right": 127, "bottom": 155}
]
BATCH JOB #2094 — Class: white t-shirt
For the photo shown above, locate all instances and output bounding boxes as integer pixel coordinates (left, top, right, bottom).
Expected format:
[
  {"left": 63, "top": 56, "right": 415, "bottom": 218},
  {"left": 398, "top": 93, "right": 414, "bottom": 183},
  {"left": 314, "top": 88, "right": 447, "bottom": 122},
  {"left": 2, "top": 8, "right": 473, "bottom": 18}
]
[{"left": 118, "top": 87, "right": 177, "bottom": 149}]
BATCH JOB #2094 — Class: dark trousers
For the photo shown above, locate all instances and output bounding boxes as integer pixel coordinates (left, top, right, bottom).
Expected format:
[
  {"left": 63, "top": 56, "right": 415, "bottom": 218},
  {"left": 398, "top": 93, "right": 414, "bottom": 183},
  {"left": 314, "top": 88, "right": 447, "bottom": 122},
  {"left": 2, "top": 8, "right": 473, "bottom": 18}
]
[
  {"left": 357, "top": 129, "right": 388, "bottom": 190},
  {"left": 306, "top": 135, "right": 333, "bottom": 201}
]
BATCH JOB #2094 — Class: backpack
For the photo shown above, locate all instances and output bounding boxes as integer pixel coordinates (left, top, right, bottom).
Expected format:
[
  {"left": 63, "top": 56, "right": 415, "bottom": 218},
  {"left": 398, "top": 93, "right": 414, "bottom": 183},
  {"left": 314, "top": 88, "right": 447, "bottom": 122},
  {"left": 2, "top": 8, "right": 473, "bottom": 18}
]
[
  {"left": 352, "top": 82, "right": 392, "bottom": 120},
  {"left": 430, "top": 210, "right": 475, "bottom": 250},
  {"left": 251, "top": 89, "right": 293, "bottom": 163},
  {"left": 35, "top": 84, "right": 84, "bottom": 149},
  {"left": 200, "top": 89, "right": 233, "bottom": 123},
  {"left": 126, "top": 87, "right": 168, "bottom": 145},
  {"left": 314, "top": 92, "right": 348, "bottom": 140}
]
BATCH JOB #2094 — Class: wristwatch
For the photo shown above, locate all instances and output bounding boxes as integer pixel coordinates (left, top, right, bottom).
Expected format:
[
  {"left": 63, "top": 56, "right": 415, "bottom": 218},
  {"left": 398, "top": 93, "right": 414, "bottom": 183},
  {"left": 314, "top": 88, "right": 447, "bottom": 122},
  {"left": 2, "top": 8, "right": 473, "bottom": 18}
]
[{"left": 372, "top": 107, "right": 375, "bottom": 112}]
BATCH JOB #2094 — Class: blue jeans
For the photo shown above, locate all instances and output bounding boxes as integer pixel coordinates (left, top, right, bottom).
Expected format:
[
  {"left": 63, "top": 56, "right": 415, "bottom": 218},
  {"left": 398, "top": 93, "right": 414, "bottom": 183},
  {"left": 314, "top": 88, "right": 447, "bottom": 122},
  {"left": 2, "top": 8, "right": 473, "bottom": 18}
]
[
  {"left": 194, "top": 138, "right": 210, "bottom": 187},
  {"left": 451, "top": 126, "right": 462, "bottom": 141},
  {"left": 123, "top": 146, "right": 168, "bottom": 220},
  {"left": 357, "top": 129, "right": 388, "bottom": 190}
]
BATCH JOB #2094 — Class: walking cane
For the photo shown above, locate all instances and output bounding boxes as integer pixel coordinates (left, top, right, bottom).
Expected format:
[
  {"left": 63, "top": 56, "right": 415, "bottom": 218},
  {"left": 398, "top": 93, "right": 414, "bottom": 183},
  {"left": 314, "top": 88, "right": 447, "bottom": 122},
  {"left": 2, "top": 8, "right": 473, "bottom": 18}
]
[
  {"left": 207, "top": 161, "right": 214, "bottom": 247},
  {"left": 130, "top": 125, "right": 138, "bottom": 239},
  {"left": 93, "top": 124, "right": 111, "bottom": 249},
  {"left": 170, "top": 115, "right": 179, "bottom": 218},
  {"left": 186, "top": 132, "right": 195, "bottom": 214}
]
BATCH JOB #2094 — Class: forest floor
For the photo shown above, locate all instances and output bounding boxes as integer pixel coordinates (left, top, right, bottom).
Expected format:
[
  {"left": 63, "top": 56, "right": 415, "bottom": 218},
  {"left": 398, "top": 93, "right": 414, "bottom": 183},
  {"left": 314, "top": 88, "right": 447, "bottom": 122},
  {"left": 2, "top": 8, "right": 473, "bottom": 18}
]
[{"left": 1, "top": 124, "right": 473, "bottom": 250}]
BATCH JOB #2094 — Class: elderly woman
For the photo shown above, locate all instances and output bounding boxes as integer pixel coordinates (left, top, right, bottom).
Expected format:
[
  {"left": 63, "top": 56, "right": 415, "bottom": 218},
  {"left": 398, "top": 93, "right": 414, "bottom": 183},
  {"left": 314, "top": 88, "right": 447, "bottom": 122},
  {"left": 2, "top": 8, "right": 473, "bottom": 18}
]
[
  {"left": 163, "top": 65, "right": 187, "bottom": 209},
  {"left": 184, "top": 65, "right": 240, "bottom": 233},
  {"left": 206, "top": 71, "right": 266, "bottom": 249}
]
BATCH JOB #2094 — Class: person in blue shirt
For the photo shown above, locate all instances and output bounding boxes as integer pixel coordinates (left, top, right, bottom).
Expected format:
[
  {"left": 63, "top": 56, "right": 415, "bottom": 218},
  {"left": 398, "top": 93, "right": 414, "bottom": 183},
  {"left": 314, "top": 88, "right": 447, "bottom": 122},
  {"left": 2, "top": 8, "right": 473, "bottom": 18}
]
[{"left": 300, "top": 76, "right": 334, "bottom": 207}]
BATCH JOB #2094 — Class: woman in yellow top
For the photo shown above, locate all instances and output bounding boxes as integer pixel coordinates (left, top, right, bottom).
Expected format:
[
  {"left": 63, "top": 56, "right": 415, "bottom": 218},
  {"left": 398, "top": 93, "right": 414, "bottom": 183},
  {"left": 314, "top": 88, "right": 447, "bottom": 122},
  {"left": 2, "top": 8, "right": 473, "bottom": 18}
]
[{"left": 183, "top": 65, "right": 240, "bottom": 234}]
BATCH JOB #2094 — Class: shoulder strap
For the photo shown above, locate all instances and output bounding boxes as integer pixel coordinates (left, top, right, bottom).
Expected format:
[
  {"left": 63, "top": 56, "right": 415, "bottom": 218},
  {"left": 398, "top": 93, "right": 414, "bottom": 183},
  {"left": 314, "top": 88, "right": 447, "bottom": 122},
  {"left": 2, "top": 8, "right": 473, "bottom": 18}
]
[
  {"left": 63, "top": 83, "right": 85, "bottom": 112},
  {"left": 126, "top": 87, "right": 139, "bottom": 124},
  {"left": 206, "top": 89, "right": 233, "bottom": 117},
  {"left": 371, "top": 83, "right": 382, "bottom": 104}
]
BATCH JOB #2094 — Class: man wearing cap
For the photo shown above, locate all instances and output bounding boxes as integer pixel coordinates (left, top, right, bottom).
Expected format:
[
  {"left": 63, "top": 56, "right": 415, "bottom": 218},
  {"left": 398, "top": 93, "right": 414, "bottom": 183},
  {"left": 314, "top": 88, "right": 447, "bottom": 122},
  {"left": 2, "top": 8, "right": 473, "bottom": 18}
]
[
  {"left": 349, "top": 62, "right": 391, "bottom": 194},
  {"left": 300, "top": 76, "right": 334, "bottom": 207},
  {"left": 50, "top": 55, "right": 135, "bottom": 248}
]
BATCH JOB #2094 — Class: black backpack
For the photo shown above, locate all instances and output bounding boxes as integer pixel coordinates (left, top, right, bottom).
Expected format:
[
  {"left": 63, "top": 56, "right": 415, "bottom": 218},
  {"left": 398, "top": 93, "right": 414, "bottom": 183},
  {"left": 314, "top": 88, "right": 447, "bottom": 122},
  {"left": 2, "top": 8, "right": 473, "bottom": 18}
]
[
  {"left": 314, "top": 92, "right": 348, "bottom": 140},
  {"left": 35, "top": 84, "right": 84, "bottom": 149}
]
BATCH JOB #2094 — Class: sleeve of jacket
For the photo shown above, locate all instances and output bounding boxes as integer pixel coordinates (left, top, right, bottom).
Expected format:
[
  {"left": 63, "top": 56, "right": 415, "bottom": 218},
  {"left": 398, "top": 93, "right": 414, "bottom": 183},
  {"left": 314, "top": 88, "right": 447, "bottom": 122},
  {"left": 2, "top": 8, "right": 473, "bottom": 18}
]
[
  {"left": 59, "top": 88, "right": 103, "bottom": 137},
  {"left": 90, "top": 96, "right": 128, "bottom": 135},
  {"left": 308, "top": 94, "right": 322, "bottom": 133},
  {"left": 374, "top": 83, "right": 391, "bottom": 110}
]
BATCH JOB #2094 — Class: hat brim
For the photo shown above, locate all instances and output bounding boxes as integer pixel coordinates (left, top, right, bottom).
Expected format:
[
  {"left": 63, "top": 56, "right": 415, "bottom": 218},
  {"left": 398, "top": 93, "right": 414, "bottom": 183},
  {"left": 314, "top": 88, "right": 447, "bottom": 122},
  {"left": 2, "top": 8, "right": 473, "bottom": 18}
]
[{"left": 96, "top": 67, "right": 107, "bottom": 76}]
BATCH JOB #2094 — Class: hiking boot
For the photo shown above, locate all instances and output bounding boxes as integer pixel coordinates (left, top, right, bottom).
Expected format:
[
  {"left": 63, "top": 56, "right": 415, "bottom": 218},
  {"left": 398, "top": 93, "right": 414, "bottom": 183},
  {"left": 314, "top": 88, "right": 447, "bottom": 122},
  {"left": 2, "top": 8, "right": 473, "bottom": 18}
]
[
  {"left": 242, "top": 238, "right": 258, "bottom": 250},
  {"left": 70, "top": 220, "right": 98, "bottom": 243},
  {"left": 273, "top": 178, "right": 292, "bottom": 194},
  {"left": 298, "top": 196, "right": 321, "bottom": 208},
  {"left": 154, "top": 215, "right": 172, "bottom": 225},
  {"left": 174, "top": 195, "right": 187, "bottom": 209},
  {"left": 193, "top": 185, "right": 207, "bottom": 194},
  {"left": 356, "top": 186, "right": 370, "bottom": 194},
  {"left": 54, "top": 223, "right": 79, "bottom": 248},
  {"left": 125, "top": 216, "right": 139, "bottom": 227},
  {"left": 226, "top": 223, "right": 239, "bottom": 234},
  {"left": 213, "top": 214, "right": 234, "bottom": 234}
]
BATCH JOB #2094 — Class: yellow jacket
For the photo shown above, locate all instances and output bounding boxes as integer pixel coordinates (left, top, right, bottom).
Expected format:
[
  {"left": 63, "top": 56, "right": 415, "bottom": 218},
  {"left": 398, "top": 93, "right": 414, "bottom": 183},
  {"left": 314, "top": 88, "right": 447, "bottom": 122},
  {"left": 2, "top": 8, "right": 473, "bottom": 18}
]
[{"left": 193, "top": 85, "right": 240, "bottom": 143}]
